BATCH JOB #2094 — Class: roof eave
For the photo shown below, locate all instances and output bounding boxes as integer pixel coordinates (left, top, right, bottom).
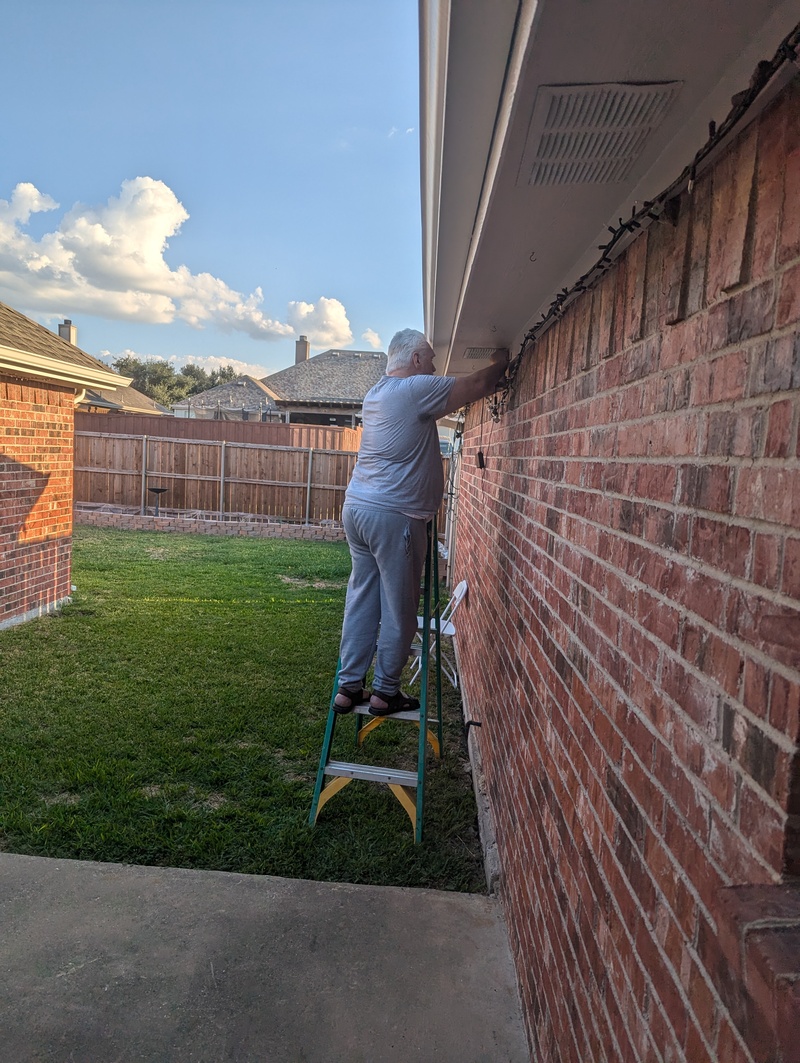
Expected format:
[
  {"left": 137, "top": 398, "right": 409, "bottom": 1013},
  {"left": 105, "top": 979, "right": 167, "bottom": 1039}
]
[
  {"left": 275, "top": 399, "right": 363, "bottom": 409},
  {"left": 0, "top": 344, "right": 131, "bottom": 391},
  {"left": 422, "top": 0, "right": 800, "bottom": 376}
]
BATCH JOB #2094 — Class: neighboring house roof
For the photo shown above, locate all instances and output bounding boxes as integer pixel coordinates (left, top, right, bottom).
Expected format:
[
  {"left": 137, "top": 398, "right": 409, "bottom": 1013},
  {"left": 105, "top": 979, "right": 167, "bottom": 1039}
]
[
  {"left": 264, "top": 349, "right": 387, "bottom": 406},
  {"left": 80, "top": 383, "right": 171, "bottom": 415},
  {"left": 173, "top": 375, "right": 279, "bottom": 413},
  {"left": 178, "top": 351, "right": 388, "bottom": 413},
  {"left": 0, "top": 301, "right": 129, "bottom": 391}
]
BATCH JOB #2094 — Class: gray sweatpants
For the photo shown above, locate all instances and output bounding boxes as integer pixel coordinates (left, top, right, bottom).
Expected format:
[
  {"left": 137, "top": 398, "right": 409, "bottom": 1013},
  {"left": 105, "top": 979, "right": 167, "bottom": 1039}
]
[{"left": 338, "top": 503, "right": 429, "bottom": 695}]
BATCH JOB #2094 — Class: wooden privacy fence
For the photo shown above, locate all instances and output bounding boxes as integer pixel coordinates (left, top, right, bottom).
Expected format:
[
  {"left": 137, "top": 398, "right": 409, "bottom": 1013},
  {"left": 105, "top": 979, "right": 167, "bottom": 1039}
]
[
  {"left": 74, "top": 411, "right": 362, "bottom": 451},
  {"left": 75, "top": 432, "right": 358, "bottom": 523}
]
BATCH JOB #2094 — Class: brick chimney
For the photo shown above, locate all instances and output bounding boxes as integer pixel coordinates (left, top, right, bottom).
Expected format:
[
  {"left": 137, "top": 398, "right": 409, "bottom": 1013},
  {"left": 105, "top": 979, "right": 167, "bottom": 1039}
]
[
  {"left": 58, "top": 319, "right": 77, "bottom": 345},
  {"left": 295, "top": 335, "right": 310, "bottom": 364}
]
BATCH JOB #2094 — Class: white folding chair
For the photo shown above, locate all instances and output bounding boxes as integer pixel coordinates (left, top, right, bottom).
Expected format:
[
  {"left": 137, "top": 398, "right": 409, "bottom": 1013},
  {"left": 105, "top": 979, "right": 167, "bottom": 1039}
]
[{"left": 408, "top": 579, "right": 468, "bottom": 688}]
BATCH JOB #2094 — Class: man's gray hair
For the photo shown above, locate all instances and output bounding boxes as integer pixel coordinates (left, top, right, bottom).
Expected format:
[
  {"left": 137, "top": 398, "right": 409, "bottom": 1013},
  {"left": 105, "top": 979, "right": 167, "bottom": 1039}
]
[{"left": 387, "top": 328, "right": 428, "bottom": 373}]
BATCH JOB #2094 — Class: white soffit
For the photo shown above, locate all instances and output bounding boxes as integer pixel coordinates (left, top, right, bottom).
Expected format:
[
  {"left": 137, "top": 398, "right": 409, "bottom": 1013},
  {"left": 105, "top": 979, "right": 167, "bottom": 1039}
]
[
  {"left": 464, "top": 346, "right": 509, "bottom": 360},
  {"left": 518, "top": 81, "right": 683, "bottom": 187}
]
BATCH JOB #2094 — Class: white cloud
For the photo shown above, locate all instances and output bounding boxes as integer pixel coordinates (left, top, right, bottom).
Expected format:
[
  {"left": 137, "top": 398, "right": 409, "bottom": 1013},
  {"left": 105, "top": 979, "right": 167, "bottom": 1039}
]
[
  {"left": 287, "top": 296, "right": 353, "bottom": 349},
  {"left": 0, "top": 178, "right": 345, "bottom": 345},
  {"left": 98, "top": 348, "right": 165, "bottom": 365},
  {"left": 361, "top": 328, "right": 382, "bottom": 350}
]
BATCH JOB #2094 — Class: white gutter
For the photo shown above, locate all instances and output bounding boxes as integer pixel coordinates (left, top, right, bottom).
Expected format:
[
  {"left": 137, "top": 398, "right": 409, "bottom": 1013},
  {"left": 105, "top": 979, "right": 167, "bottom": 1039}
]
[
  {"left": 440, "top": 0, "right": 540, "bottom": 375},
  {"left": 0, "top": 343, "right": 131, "bottom": 390},
  {"left": 419, "top": 0, "right": 451, "bottom": 342}
]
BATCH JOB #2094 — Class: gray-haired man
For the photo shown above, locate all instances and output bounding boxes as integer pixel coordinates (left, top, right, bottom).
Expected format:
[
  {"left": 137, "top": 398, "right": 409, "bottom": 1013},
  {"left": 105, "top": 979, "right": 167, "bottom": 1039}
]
[{"left": 333, "top": 328, "right": 508, "bottom": 716}]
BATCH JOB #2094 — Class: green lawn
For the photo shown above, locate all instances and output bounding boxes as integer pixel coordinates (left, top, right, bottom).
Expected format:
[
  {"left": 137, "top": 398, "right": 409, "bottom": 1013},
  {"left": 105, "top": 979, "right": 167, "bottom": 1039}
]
[{"left": 0, "top": 526, "right": 484, "bottom": 892}]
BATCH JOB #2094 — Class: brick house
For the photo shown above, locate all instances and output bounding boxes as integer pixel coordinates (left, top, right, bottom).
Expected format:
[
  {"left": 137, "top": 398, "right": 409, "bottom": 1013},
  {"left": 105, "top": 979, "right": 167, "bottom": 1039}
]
[
  {"left": 420, "top": 3, "right": 799, "bottom": 1061},
  {"left": 174, "top": 341, "right": 388, "bottom": 426},
  {"left": 0, "top": 302, "right": 130, "bottom": 629}
]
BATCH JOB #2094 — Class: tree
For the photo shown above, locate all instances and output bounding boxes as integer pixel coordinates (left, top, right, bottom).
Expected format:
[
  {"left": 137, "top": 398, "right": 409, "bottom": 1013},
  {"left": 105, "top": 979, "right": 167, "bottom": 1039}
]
[
  {"left": 112, "top": 355, "right": 240, "bottom": 405},
  {"left": 209, "top": 365, "right": 237, "bottom": 388}
]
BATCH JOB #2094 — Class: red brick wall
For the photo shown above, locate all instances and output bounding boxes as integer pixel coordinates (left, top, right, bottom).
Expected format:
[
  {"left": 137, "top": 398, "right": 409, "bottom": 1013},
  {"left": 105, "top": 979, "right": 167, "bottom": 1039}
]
[
  {"left": 1, "top": 375, "right": 74, "bottom": 629},
  {"left": 455, "top": 79, "right": 800, "bottom": 1062},
  {"left": 74, "top": 509, "right": 346, "bottom": 541}
]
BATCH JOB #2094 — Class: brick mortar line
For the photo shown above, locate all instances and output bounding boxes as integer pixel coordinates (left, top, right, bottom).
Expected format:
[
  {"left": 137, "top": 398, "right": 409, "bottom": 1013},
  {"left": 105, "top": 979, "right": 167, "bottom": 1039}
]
[
  {"left": 498, "top": 477, "right": 800, "bottom": 607},
  {"left": 458, "top": 469, "right": 794, "bottom": 693},
  {"left": 492, "top": 728, "right": 642, "bottom": 1063},
  {"left": 464, "top": 599, "right": 752, "bottom": 1063},
  {"left": 507, "top": 268, "right": 800, "bottom": 412},
  {"left": 742, "top": 916, "right": 800, "bottom": 933},
  {"left": 471, "top": 533, "right": 780, "bottom": 922},
  {"left": 519, "top": 373, "right": 800, "bottom": 441},
  {"left": 487, "top": 454, "right": 800, "bottom": 474},
  {"left": 512, "top": 404, "right": 800, "bottom": 443},
  {"left": 484, "top": 464, "right": 800, "bottom": 546},
  {"left": 467, "top": 469, "right": 800, "bottom": 656},
  {"left": 458, "top": 497, "right": 789, "bottom": 859},
  {"left": 486, "top": 609, "right": 721, "bottom": 1063},
  {"left": 467, "top": 487, "right": 798, "bottom": 768},
  {"left": 480, "top": 446, "right": 798, "bottom": 467},
  {"left": 512, "top": 865, "right": 604, "bottom": 1063}
]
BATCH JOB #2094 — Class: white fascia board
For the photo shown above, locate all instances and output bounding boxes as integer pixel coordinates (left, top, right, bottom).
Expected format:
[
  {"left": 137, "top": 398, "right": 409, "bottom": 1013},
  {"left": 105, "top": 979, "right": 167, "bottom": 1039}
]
[
  {"left": 0, "top": 344, "right": 131, "bottom": 391},
  {"left": 420, "top": 0, "right": 542, "bottom": 374},
  {"left": 419, "top": 0, "right": 451, "bottom": 343},
  {"left": 440, "top": 0, "right": 541, "bottom": 375}
]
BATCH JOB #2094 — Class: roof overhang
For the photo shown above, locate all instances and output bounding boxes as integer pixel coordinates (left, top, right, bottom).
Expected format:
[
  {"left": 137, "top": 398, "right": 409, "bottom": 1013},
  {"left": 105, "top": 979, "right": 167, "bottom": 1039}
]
[
  {"left": 275, "top": 399, "right": 363, "bottom": 409},
  {"left": 0, "top": 344, "right": 131, "bottom": 391},
  {"left": 82, "top": 396, "right": 124, "bottom": 411},
  {"left": 421, "top": 0, "right": 800, "bottom": 375}
]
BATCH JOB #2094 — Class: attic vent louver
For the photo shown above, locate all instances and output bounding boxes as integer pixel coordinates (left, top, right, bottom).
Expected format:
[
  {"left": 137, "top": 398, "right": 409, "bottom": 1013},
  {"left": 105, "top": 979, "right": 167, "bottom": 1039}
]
[
  {"left": 464, "top": 347, "right": 508, "bottom": 361},
  {"left": 518, "top": 82, "right": 681, "bottom": 187}
]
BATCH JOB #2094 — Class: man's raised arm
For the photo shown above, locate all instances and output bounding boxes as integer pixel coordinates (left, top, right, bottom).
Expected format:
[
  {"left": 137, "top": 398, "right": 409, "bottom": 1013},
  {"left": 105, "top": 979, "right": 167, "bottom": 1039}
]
[{"left": 446, "top": 348, "right": 510, "bottom": 413}]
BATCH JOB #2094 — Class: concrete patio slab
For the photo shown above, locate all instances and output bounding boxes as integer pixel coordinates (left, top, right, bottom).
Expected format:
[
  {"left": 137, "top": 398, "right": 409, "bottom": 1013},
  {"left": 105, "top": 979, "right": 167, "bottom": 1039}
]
[{"left": 0, "top": 853, "right": 529, "bottom": 1062}]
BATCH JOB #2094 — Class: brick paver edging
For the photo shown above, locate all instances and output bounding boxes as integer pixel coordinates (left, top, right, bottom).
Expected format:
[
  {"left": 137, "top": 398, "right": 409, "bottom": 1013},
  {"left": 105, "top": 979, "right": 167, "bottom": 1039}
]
[{"left": 74, "top": 509, "right": 346, "bottom": 542}]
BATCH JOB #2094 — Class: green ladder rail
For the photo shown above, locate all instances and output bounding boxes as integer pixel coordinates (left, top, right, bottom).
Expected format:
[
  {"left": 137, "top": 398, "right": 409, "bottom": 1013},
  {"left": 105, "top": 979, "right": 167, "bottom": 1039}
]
[{"left": 309, "top": 516, "right": 444, "bottom": 843}]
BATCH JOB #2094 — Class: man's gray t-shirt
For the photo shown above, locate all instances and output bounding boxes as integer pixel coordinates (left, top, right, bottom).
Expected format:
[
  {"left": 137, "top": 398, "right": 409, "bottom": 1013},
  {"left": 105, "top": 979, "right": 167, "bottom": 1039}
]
[{"left": 345, "top": 374, "right": 456, "bottom": 519}]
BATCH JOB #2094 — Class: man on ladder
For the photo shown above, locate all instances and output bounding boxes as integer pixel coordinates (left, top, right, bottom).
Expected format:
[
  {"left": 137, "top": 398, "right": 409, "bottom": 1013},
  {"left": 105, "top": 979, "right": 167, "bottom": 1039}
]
[{"left": 333, "top": 329, "right": 509, "bottom": 718}]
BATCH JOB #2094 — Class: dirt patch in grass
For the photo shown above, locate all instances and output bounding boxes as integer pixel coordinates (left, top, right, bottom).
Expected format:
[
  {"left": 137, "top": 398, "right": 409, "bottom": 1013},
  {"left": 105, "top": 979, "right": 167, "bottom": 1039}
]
[
  {"left": 139, "top": 784, "right": 230, "bottom": 811},
  {"left": 278, "top": 574, "right": 347, "bottom": 590},
  {"left": 42, "top": 792, "right": 81, "bottom": 806}
]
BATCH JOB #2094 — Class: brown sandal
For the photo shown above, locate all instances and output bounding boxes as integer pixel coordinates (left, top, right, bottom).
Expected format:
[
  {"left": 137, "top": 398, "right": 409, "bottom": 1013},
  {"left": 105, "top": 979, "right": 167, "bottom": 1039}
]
[
  {"left": 333, "top": 686, "right": 368, "bottom": 714},
  {"left": 368, "top": 690, "right": 420, "bottom": 717}
]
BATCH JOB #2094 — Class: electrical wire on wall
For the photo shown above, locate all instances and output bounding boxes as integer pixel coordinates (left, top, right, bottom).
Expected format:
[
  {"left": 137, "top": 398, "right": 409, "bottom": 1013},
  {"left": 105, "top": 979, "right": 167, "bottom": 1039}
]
[{"left": 485, "top": 19, "right": 800, "bottom": 423}]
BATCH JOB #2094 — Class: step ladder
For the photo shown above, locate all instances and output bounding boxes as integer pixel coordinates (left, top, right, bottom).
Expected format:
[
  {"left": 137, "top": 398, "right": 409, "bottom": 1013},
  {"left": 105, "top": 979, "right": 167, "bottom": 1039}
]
[{"left": 309, "top": 516, "right": 444, "bottom": 842}]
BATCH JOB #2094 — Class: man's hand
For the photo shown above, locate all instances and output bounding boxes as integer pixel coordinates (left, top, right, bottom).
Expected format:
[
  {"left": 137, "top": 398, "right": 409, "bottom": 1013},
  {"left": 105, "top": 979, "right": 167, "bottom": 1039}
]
[
  {"left": 490, "top": 348, "right": 510, "bottom": 371},
  {"left": 447, "top": 348, "right": 510, "bottom": 411}
]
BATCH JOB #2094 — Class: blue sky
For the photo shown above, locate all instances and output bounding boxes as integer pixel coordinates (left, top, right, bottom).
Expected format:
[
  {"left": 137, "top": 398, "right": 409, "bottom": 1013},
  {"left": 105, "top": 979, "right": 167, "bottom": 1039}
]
[{"left": 0, "top": 0, "right": 422, "bottom": 378}]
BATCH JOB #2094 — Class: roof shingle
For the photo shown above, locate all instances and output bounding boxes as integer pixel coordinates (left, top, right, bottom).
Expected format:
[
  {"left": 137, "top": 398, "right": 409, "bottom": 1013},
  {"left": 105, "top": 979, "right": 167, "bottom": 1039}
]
[
  {"left": 175, "top": 375, "right": 278, "bottom": 410},
  {"left": 0, "top": 302, "right": 115, "bottom": 375},
  {"left": 264, "top": 349, "right": 387, "bottom": 404},
  {"left": 182, "top": 350, "right": 387, "bottom": 410}
]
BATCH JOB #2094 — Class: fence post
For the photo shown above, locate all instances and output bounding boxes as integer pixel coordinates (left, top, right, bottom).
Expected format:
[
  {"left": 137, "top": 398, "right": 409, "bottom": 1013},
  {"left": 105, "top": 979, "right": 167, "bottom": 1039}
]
[
  {"left": 305, "top": 447, "right": 314, "bottom": 524},
  {"left": 140, "top": 436, "right": 148, "bottom": 515},
  {"left": 219, "top": 441, "right": 226, "bottom": 519}
]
